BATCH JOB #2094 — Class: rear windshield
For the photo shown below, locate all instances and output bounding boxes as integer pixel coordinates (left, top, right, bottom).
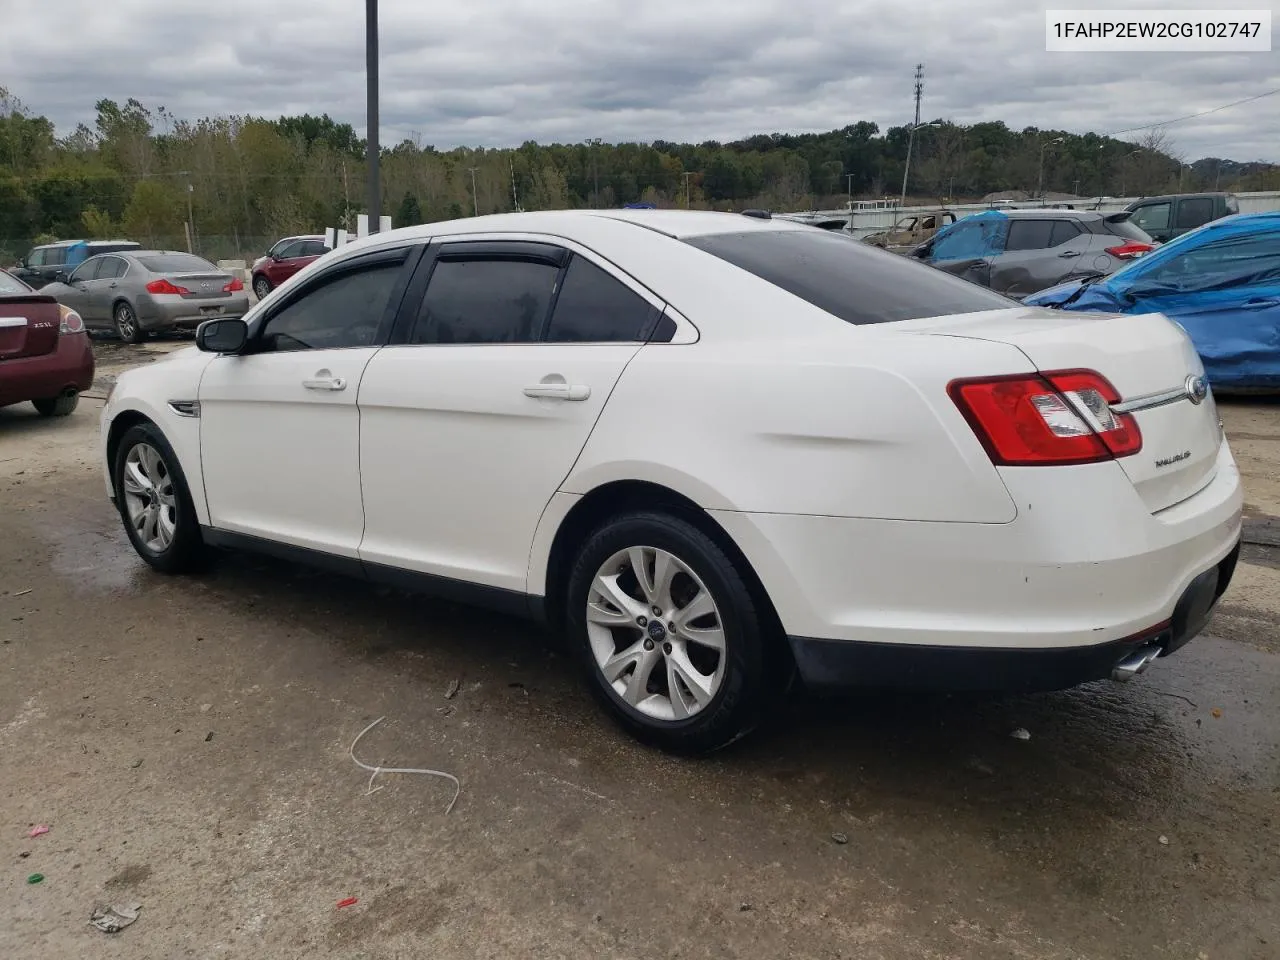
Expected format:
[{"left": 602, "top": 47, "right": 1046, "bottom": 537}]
[
  {"left": 137, "top": 253, "right": 216, "bottom": 273},
  {"left": 1102, "top": 216, "right": 1154, "bottom": 243},
  {"left": 684, "top": 229, "right": 1014, "bottom": 325},
  {"left": 0, "top": 270, "right": 31, "bottom": 294}
]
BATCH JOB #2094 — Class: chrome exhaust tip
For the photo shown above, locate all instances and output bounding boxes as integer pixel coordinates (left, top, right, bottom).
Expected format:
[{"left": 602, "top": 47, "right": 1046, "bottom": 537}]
[{"left": 1112, "top": 645, "right": 1163, "bottom": 682}]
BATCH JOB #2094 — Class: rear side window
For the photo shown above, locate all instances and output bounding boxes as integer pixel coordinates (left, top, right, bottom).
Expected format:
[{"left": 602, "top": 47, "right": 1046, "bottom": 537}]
[
  {"left": 44, "top": 247, "right": 66, "bottom": 266},
  {"left": 1049, "top": 220, "right": 1082, "bottom": 246},
  {"left": 1005, "top": 220, "right": 1056, "bottom": 251},
  {"left": 411, "top": 258, "right": 559, "bottom": 344},
  {"left": 1102, "top": 216, "right": 1154, "bottom": 243},
  {"left": 1175, "top": 198, "right": 1217, "bottom": 229},
  {"left": 684, "top": 229, "right": 1013, "bottom": 325},
  {"left": 299, "top": 241, "right": 330, "bottom": 257},
  {"left": 98, "top": 256, "right": 127, "bottom": 280},
  {"left": 137, "top": 253, "right": 215, "bottom": 273},
  {"left": 544, "top": 256, "right": 657, "bottom": 342}
]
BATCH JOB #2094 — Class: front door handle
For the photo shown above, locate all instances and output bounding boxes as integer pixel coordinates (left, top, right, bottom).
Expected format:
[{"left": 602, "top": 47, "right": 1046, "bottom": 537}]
[
  {"left": 303, "top": 373, "right": 347, "bottom": 391},
  {"left": 1244, "top": 298, "right": 1279, "bottom": 310},
  {"left": 524, "top": 376, "right": 590, "bottom": 401}
]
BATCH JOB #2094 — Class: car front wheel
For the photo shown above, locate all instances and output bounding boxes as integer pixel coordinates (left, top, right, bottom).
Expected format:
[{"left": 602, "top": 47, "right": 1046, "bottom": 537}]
[
  {"left": 565, "top": 511, "right": 771, "bottom": 753},
  {"left": 113, "top": 423, "right": 205, "bottom": 573}
]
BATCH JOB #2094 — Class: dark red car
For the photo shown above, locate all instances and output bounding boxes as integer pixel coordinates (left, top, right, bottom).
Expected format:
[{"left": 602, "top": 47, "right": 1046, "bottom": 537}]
[
  {"left": 0, "top": 269, "right": 94, "bottom": 417},
  {"left": 249, "top": 235, "right": 330, "bottom": 300}
]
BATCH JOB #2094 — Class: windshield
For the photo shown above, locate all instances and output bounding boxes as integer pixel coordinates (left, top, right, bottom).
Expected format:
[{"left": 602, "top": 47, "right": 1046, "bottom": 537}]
[
  {"left": 0, "top": 270, "right": 31, "bottom": 294},
  {"left": 1106, "top": 216, "right": 1242, "bottom": 286},
  {"left": 684, "top": 229, "right": 1015, "bottom": 325}
]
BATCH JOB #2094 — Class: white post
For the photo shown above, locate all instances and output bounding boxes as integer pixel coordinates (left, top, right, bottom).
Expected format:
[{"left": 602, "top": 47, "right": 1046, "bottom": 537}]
[
  {"left": 336, "top": 229, "right": 349, "bottom": 247},
  {"left": 379, "top": 215, "right": 392, "bottom": 232},
  {"left": 324, "top": 227, "right": 336, "bottom": 248},
  {"left": 357, "top": 214, "right": 369, "bottom": 238}
]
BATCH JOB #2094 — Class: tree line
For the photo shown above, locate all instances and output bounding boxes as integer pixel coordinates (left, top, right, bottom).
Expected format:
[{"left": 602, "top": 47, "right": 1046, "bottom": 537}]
[{"left": 1, "top": 87, "right": 1276, "bottom": 263}]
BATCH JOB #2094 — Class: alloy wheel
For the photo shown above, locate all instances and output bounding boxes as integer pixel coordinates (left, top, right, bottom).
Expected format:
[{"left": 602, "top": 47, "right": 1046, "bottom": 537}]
[
  {"left": 122, "top": 442, "right": 178, "bottom": 552},
  {"left": 585, "top": 545, "right": 727, "bottom": 722}
]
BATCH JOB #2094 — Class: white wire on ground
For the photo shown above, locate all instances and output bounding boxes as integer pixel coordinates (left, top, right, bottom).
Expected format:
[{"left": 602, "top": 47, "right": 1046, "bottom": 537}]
[{"left": 349, "top": 716, "right": 461, "bottom": 814}]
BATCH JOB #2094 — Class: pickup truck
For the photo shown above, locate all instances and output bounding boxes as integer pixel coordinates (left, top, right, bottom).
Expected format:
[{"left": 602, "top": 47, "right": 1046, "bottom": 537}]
[
  {"left": 862, "top": 211, "right": 958, "bottom": 253},
  {"left": 1124, "top": 192, "right": 1238, "bottom": 243}
]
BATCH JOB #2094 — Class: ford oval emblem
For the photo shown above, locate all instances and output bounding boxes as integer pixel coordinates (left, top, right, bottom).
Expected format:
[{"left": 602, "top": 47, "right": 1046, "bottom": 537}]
[{"left": 1185, "top": 375, "right": 1208, "bottom": 405}]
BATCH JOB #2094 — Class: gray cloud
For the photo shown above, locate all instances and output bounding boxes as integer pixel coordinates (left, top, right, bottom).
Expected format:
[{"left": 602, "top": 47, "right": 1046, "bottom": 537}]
[{"left": 4, "top": 0, "right": 1277, "bottom": 160}]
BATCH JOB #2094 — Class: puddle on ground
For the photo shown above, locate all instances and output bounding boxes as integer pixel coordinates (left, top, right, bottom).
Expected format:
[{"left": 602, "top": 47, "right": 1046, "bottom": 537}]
[{"left": 41, "top": 513, "right": 147, "bottom": 594}]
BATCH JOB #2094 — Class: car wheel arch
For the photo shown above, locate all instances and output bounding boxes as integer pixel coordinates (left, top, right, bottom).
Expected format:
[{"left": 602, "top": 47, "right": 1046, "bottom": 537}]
[
  {"left": 106, "top": 410, "right": 158, "bottom": 496},
  {"left": 539, "top": 480, "right": 788, "bottom": 662}
]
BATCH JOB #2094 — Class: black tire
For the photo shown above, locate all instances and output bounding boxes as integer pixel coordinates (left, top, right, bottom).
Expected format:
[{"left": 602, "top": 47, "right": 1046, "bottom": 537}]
[
  {"left": 252, "top": 275, "right": 272, "bottom": 301},
  {"left": 32, "top": 392, "right": 79, "bottom": 417},
  {"left": 114, "top": 302, "right": 143, "bottom": 343},
  {"left": 565, "top": 511, "right": 771, "bottom": 754},
  {"left": 113, "top": 422, "right": 205, "bottom": 573}
]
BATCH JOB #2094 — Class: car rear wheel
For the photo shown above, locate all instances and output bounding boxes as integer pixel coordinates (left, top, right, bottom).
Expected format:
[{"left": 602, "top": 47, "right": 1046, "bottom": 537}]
[
  {"left": 565, "top": 511, "right": 771, "bottom": 753},
  {"left": 253, "top": 275, "right": 272, "bottom": 300},
  {"left": 114, "top": 302, "right": 143, "bottom": 344},
  {"left": 32, "top": 391, "right": 79, "bottom": 417},
  {"left": 114, "top": 423, "right": 205, "bottom": 573}
]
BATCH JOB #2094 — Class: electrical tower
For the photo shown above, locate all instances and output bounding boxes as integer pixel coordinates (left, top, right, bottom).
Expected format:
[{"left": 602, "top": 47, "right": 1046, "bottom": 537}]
[
  {"left": 899, "top": 63, "right": 925, "bottom": 209},
  {"left": 912, "top": 63, "right": 923, "bottom": 129}
]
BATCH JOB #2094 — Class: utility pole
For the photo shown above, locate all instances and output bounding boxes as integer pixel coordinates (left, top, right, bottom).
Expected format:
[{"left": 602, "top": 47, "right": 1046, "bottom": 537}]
[
  {"left": 468, "top": 167, "right": 479, "bottom": 216},
  {"left": 510, "top": 157, "right": 520, "bottom": 211},
  {"left": 365, "top": 0, "right": 380, "bottom": 234},
  {"left": 1073, "top": 178, "right": 1081, "bottom": 197},
  {"left": 898, "top": 63, "right": 924, "bottom": 209},
  {"left": 185, "top": 181, "right": 195, "bottom": 253},
  {"left": 681, "top": 172, "right": 693, "bottom": 208},
  {"left": 1037, "top": 136, "right": 1063, "bottom": 198},
  {"left": 592, "top": 140, "right": 600, "bottom": 208}
]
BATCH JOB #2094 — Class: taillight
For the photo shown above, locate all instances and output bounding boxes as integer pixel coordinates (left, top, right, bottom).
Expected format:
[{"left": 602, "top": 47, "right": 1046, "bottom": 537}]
[
  {"left": 949, "top": 369, "right": 1142, "bottom": 466},
  {"left": 223, "top": 276, "right": 244, "bottom": 292},
  {"left": 145, "top": 279, "right": 190, "bottom": 295},
  {"left": 58, "top": 309, "right": 84, "bottom": 335},
  {"left": 1105, "top": 241, "right": 1154, "bottom": 260}
]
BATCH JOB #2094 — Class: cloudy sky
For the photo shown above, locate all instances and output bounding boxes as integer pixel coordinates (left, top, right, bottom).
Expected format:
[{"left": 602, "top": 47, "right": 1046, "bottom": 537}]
[{"left": 4, "top": 0, "right": 1278, "bottom": 161}]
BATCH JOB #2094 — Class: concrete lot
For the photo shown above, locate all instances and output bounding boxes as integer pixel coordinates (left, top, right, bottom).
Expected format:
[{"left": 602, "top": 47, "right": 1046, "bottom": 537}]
[{"left": 2, "top": 343, "right": 1279, "bottom": 959}]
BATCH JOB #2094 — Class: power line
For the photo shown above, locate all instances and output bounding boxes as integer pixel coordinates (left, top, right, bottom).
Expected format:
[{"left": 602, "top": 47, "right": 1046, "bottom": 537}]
[{"left": 1104, "top": 87, "right": 1280, "bottom": 137}]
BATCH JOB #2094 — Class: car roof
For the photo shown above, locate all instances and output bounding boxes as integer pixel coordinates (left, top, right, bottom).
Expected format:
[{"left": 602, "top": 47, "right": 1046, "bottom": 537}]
[
  {"left": 999, "top": 209, "right": 1101, "bottom": 219},
  {"left": 35, "top": 238, "right": 138, "bottom": 248}
]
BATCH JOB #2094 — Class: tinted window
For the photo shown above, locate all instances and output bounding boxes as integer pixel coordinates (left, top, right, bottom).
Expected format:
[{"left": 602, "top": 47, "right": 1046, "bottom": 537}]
[
  {"left": 276, "top": 240, "right": 307, "bottom": 259},
  {"left": 1175, "top": 198, "right": 1216, "bottom": 229},
  {"left": 1137, "top": 231, "right": 1280, "bottom": 294},
  {"left": 1102, "top": 216, "right": 1154, "bottom": 243},
  {"left": 137, "top": 253, "right": 215, "bottom": 273},
  {"left": 0, "top": 271, "right": 29, "bottom": 294},
  {"left": 68, "top": 258, "right": 99, "bottom": 283},
  {"left": 26, "top": 249, "right": 45, "bottom": 267},
  {"left": 545, "top": 256, "right": 655, "bottom": 342},
  {"left": 44, "top": 247, "right": 66, "bottom": 266},
  {"left": 260, "top": 262, "right": 401, "bottom": 352},
  {"left": 1049, "top": 220, "right": 1082, "bottom": 246},
  {"left": 1004, "top": 220, "right": 1056, "bottom": 251},
  {"left": 411, "top": 258, "right": 560, "bottom": 344},
  {"left": 299, "top": 241, "right": 330, "bottom": 257},
  {"left": 99, "top": 256, "right": 127, "bottom": 279},
  {"left": 1131, "top": 202, "right": 1171, "bottom": 232},
  {"left": 684, "top": 230, "right": 1013, "bottom": 325}
]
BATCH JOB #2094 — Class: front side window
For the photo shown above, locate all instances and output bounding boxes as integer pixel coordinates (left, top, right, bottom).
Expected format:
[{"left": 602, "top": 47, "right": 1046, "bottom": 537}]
[
  {"left": 275, "top": 240, "right": 307, "bottom": 260},
  {"left": 1131, "top": 203, "right": 1171, "bottom": 233},
  {"left": 544, "top": 256, "right": 656, "bottom": 342},
  {"left": 26, "top": 248, "right": 45, "bottom": 267},
  {"left": 259, "top": 262, "right": 402, "bottom": 352},
  {"left": 1136, "top": 231, "right": 1280, "bottom": 295},
  {"left": 410, "top": 258, "right": 560, "bottom": 345},
  {"left": 1004, "top": 220, "right": 1056, "bottom": 252},
  {"left": 685, "top": 229, "right": 1013, "bottom": 326},
  {"left": 68, "top": 258, "right": 99, "bottom": 283}
]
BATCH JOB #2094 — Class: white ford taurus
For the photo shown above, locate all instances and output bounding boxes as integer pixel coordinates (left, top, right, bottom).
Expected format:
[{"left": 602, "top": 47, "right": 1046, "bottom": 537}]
[{"left": 101, "top": 209, "right": 1243, "bottom": 751}]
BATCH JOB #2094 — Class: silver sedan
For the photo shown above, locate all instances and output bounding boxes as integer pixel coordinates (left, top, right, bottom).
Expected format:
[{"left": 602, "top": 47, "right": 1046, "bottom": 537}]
[{"left": 42, "top": 250, "right": 251, "bottom": 342}]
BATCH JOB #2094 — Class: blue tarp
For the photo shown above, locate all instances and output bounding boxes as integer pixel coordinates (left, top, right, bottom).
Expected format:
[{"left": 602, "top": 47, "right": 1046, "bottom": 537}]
[
  {"left": 64, "top": 241, "right": 90, "bottom": 266},
  {"left": 928, "top": 210, "right": 1009, "bottom": 261},
  {"left": 1026, "top": 212, "right": 1280, "bottom": 391}
]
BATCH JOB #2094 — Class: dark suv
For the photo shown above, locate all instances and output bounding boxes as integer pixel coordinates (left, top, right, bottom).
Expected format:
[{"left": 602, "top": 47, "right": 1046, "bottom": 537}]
[
  {"left": 13, "top": 239, "right": 141, "bottom": 289},
  {"left": 911, "top": 209, "right": 1156, "bottom": 299},
  {"left": 1124, "top": 192, "right": 1239, "bottom": 243}
]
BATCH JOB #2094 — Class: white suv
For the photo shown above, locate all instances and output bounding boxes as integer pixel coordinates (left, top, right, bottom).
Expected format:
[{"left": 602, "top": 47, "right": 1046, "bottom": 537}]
[{"left": 101, "top": 210, "right": 1242, "bottom": 752}]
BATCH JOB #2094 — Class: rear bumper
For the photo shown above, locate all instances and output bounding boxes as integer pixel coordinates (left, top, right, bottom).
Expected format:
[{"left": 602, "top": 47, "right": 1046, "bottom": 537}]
[
  {"left": 0, "top": 332, "right": 95, "bottom": 407},
  {"left": 136, "top": 294, "right": 251, "bottom": 330},
  {"left": 788, "top": 540, "right": 1239, "bottom": 691}
]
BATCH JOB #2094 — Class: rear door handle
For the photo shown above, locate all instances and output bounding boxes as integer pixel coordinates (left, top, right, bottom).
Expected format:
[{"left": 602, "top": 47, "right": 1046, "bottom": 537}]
[
  {"left": 1058, "top": 251, "right": 1081, "bottom": 258},
  {"left": 303, "top": 374, "right": 347, "bottom": 391},
  {"left": 524, "top": 379, "right": 590, "bottom": 401}
]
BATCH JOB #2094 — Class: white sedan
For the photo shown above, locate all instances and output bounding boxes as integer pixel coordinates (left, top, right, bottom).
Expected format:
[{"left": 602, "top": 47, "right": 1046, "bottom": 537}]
[{"left": 100, "top": 210, "right": 1243, "bottom": 752}]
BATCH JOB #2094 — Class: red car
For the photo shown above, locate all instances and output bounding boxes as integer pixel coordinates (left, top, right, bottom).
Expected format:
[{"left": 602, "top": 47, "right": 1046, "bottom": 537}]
[
  {"left": 250, "top": 235, "right": 330, "bottom": 300},
  {"left": 0, "top": 269, "right": 94, "bottom": 417}
]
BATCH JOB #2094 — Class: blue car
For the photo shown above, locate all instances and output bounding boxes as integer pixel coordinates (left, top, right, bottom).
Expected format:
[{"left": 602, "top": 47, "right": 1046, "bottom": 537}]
[{"left": 1026, "top": 212, "right": 1280, "bottom": 391}]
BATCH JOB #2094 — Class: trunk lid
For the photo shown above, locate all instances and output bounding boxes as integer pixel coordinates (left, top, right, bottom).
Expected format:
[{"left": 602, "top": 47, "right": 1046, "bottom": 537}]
[
  {"left": 0, "top": 294, "right": 61, "bottom": 360},
  {"left": 898, "top": 306, "right": 1221, "bottom": 513},
  {"left": 170, "top": 273, "right": 234, "bottom": 299}
]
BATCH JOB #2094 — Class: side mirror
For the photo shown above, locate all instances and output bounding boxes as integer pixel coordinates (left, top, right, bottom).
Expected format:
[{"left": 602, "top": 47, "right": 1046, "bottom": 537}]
[
  {"left": 54, "top": 270, "right": 70, "bottom": 283},
  {"left": 197, "top": 317, "right": 249, "bottom": 354}
]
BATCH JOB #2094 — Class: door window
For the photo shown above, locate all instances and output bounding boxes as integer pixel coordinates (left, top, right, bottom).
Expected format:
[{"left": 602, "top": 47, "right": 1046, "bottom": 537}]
[
  {"left": 410, "top": 258, "right": 560, "bottom": 344},
  {"left": 1048, "top": 220, "right": 1082, "bottom": 246},
  {"left": 26, "top": 248, "right": 45, "bottom": 267},
  {"left": 1004, "top": 220, "right": 1056, "bottom": 251},
  {"left": 544, "top": 256, "right": 656, "bottom": 342},
  {"left": 276, "top": 240, "right": 307, "bottom": 259},
  {"left": 44, "top": 247, "right": 66, "bottom": 267},
  {"left": 98, "top": 256, "right": 127, "bottom": 279},
  {"left": 68, "top": 259, "right": 99, "bottom": 283},
  {"left": 258, "top": 261, "right": 402, "bottom": 352},
  {"left": 299, "top": 241, "right": 330, "bottom": 257},
  {"left": 1137, "top": 232, "right": 1280, "bottom": 295},
  {"left": 1131, "top": 203, "right": 1171, "bottom": 233},
  {"left": 1175, "top": 198, "right": 1216, "bottom": 230}
]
